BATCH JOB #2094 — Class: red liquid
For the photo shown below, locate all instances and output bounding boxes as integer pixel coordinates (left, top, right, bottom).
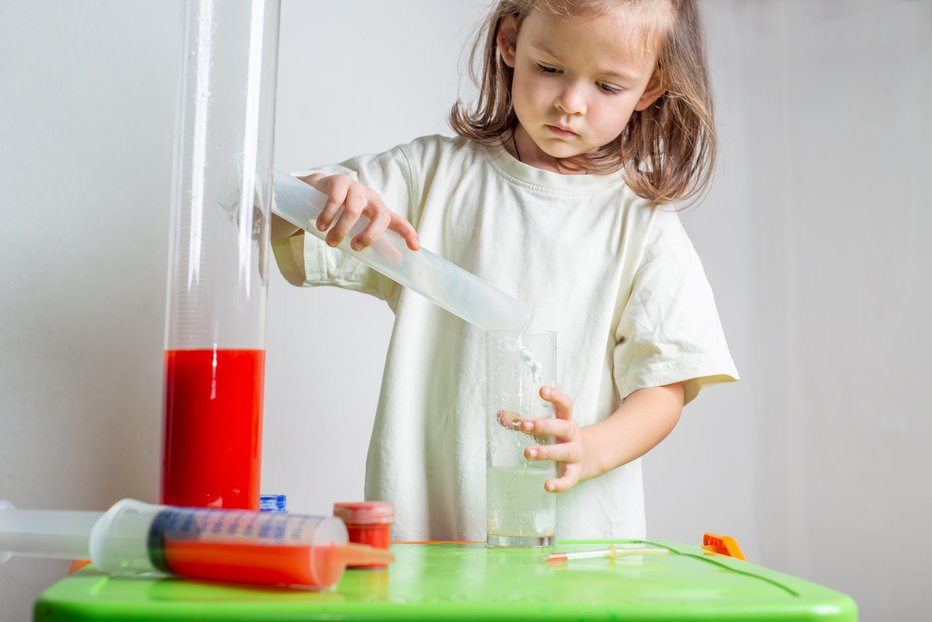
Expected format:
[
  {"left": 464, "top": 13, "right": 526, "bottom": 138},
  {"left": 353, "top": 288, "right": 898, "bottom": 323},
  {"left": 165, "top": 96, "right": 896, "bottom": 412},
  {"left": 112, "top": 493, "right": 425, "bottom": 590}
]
[
  {"left": 345, "top": 524, "right": 392, "bottom": 568},
  {"left": 346, "top": 524, "right": 392, "bottom": 549},
  {"left": 161, "top": 349, "right": 265, "bottom": 510},
  {"left": 162, "top": 539, "right": 342, "bottom": 589}
]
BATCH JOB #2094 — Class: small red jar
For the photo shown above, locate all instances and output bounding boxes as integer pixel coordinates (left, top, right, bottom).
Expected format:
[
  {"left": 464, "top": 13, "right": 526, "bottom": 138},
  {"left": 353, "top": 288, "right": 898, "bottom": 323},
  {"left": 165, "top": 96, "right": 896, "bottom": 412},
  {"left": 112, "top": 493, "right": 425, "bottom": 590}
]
[{"left": 333, "top": 501, "right": 394, "bottom": 568}]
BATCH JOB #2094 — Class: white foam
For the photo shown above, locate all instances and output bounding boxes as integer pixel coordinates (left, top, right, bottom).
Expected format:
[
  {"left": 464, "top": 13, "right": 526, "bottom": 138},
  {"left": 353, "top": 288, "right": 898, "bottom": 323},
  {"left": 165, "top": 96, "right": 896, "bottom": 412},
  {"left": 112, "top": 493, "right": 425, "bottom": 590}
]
[{"left": 520, "top": 346, "right": 543, "bottom": 386}]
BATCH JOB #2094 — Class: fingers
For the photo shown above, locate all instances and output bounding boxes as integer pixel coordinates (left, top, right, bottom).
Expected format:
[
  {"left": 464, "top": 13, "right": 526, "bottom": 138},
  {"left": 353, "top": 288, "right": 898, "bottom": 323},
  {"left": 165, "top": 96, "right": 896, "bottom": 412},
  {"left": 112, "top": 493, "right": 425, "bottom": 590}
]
[
  {"left": 388, "top": 214, "right": 420, "bottom": 251},
  {"left": 353, "top": 210, "right": 421, "bottom": 253},
  {"left": 350, "top": 206, "right": 391, "bottom": 251},
  {"left": 546, "top": 464, "right": 582, "bottom": 493},
  {"left": 524, "top": 441, "right": 583, "bottom": 493},
  {"left": 524, "top": 440, "right": 581, "bottom": 464},
  {"left": 521, "top": 440, "right": 583, "bottom": 493},
  {"left": 520, "top": 385, "right": 585, "bottom": 493},
  {"left": 520, "top": 415, "right": 575, "bottom": 438},
  {"left": 309, "top": 175, "right": 420, "bottom": 251},
  {"left": 496, "top": 409, "right": 523, "bottom": 431},
  {"left": 325, "top": 184, "right": 369, "bottom": 247},
  {"left": 498, "top": 409, "right": 548, "bottom": 444},
  {"left": 313, "top": 175, "right": 351, "bottom": 234},
  {"left": 519, "top": 385, "right": 575, "bottom": 440},
  {"left": 540, "top": 385, "right": 573, "bottom": 420}
]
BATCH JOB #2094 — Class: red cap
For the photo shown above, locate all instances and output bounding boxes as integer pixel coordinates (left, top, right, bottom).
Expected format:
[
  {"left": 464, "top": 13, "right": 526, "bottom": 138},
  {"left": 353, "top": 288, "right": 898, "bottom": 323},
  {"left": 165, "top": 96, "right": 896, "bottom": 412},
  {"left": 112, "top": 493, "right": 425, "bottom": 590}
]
[{"left": 333, "top": 501, "right": 395, "bottom": 525}]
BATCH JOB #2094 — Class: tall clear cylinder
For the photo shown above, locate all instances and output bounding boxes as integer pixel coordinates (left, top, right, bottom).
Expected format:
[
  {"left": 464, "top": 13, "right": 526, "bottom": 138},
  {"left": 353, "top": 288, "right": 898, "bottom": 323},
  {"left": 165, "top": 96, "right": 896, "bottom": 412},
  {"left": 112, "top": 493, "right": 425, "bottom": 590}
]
[{"left": 161, "top": 0, "right": 280, "bottom": 510}]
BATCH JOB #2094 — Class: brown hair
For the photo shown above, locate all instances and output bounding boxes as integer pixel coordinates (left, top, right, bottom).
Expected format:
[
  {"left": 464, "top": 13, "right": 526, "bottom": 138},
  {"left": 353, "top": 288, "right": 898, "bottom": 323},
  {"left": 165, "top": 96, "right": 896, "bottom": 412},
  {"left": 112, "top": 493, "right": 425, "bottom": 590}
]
[{"left": 450, "top": 0, "right": 716, "bottom": 205}]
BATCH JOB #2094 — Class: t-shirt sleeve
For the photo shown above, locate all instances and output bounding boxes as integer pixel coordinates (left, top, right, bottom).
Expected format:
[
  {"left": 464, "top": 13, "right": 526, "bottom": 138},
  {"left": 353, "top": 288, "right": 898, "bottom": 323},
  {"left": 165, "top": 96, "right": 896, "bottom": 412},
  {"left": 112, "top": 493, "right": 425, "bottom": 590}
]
[
  {"left": 271, "top": 143, "right": 420, "bottom": 310},
  {"left": 612, "top": 241, "right": 739, "bottom": 405}
]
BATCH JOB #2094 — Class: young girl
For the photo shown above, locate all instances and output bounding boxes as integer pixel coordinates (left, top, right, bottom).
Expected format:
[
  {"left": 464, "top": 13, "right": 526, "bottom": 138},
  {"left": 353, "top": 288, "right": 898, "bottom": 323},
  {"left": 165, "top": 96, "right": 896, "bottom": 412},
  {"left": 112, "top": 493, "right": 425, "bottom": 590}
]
[{"left": 271, "top": 0, "right": 737, "bottom": 540}]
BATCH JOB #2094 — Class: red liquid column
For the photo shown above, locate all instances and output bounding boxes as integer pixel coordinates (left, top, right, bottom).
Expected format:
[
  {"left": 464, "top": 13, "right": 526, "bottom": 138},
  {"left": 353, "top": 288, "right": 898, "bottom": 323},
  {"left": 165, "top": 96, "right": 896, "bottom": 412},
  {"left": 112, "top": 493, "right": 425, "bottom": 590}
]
[
  {"left": 162, "top": 349, "right": 265, "bottom": 509},
  {"left": 161, "top": 0, "right": 281, "bottom": 510}
]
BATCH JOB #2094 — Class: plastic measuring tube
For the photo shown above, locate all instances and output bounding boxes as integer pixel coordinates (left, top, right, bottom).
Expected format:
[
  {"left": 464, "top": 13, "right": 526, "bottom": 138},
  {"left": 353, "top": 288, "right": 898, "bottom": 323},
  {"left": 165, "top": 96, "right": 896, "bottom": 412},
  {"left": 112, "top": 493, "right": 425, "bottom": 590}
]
[
  {"left": 272, "top": 170, "right": 533, "bottom": 333},
  {"left": 0, "top": 499, "right": 392, "bottom": 589},
  {"left": 161, "top": 0, "right": 280, "bottom": 511}
]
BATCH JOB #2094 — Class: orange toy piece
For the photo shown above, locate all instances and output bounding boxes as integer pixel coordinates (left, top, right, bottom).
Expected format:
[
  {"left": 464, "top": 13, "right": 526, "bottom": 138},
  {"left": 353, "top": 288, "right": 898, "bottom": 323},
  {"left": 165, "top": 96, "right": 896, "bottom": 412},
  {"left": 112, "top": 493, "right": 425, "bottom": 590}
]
[
  {"left": 702, "top": 533, "right": 747, "bottom": 561},
  {"left": 67, "top": 560, "right": 91, "bottom": 574}
]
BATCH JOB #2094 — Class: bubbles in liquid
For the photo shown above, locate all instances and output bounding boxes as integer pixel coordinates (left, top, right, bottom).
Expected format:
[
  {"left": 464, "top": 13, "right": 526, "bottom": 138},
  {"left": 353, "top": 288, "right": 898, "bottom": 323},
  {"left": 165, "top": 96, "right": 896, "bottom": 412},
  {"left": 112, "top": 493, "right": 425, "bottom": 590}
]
[
  {"left": 519, "top": 346, "right": 543, "bottom": 386},
  {"left": 486, "top": 466, "right": 555, "bottom": 538}
]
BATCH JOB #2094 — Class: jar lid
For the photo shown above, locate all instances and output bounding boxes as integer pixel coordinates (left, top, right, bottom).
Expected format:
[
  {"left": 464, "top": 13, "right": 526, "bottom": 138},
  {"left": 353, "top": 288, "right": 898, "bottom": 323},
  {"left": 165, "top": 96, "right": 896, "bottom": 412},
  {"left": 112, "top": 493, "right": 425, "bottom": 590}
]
[{"left": 333, "top": 501, "right": 395, "bottom": 525}]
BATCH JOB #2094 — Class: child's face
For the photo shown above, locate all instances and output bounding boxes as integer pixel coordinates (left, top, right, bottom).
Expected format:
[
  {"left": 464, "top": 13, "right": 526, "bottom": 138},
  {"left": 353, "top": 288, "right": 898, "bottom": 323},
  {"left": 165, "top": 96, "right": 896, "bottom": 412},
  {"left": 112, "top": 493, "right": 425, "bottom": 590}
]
[{"left": 499, "top": 6, "right": 665, "bottom": 171}]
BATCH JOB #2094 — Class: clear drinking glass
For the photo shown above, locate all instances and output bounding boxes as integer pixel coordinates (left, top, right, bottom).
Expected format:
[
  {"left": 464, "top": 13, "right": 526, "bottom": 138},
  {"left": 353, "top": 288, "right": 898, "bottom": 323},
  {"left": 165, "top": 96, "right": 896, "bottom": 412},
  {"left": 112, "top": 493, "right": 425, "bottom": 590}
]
[{"left": 485, "top": 329, "right": 557, "bottom": 547}]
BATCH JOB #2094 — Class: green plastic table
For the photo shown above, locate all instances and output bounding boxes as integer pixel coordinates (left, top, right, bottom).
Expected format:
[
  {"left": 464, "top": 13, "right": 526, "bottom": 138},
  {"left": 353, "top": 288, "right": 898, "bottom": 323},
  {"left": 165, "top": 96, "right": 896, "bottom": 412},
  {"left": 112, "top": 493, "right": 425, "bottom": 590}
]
[{"left": 34, "top": 540, "right": 857, "bottom": 621}]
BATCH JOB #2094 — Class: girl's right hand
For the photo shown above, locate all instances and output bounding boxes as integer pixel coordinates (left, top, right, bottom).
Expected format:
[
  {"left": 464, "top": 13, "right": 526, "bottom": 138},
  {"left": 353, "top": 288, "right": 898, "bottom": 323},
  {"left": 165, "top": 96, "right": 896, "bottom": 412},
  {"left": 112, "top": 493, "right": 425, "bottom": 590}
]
[{"left": 300, "top": 173, "right": 420, "bottom": 252}]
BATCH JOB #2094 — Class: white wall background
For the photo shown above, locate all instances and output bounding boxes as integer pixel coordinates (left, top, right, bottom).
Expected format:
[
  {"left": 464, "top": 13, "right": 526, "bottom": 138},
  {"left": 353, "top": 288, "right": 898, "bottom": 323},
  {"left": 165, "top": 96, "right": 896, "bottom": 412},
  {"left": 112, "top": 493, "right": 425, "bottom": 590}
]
[{"left": 1, "top": 1, "right": 929, "bottom": 621}]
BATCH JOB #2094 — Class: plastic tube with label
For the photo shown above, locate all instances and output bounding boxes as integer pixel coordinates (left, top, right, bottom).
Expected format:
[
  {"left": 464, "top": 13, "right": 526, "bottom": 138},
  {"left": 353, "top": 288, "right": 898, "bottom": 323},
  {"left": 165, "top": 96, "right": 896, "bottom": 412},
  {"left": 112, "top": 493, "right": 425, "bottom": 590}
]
[
  {"left": 0, "top": 499, "right": 392, "bottom": 589},
  {"left": 272, "top": 170, "right": 533, "bottom": 333}
]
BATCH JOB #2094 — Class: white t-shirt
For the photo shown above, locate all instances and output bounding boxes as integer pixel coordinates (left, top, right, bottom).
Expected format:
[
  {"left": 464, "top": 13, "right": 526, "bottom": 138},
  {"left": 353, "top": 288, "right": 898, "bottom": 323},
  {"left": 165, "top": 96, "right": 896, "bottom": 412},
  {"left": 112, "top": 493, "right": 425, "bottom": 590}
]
[{"left": 273, "top": 134, "right": 738, "bottom": 541}]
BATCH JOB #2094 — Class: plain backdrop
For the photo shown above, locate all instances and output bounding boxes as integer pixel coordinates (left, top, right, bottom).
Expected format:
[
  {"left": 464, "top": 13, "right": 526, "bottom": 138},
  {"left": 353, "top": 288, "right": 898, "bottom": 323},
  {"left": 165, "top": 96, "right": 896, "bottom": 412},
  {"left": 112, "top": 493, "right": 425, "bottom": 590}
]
[{"left": 1, "top": 1, "right": 930, "bottom": 621}]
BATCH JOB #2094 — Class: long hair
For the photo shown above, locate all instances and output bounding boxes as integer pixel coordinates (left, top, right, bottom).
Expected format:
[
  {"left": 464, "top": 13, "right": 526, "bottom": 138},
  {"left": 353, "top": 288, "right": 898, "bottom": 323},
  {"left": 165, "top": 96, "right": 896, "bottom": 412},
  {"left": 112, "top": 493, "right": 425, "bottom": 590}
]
[{"left": 450, "top": 0, "right": 716, "bottom": 205}]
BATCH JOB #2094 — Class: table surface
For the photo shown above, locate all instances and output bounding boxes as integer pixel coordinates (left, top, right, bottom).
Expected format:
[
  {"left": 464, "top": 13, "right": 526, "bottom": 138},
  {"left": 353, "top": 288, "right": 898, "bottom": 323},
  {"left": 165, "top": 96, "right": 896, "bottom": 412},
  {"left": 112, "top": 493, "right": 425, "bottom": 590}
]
[{"left": 34, "top": 540, "right": 857, "bottom": 621}]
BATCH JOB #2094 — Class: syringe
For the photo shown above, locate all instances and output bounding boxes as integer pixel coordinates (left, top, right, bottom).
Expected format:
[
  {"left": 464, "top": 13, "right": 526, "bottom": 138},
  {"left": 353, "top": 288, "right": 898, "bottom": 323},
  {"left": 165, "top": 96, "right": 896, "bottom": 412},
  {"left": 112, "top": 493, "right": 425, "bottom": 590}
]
[{"left": 0, "top": 498, "right": 392, "bottom": 589}]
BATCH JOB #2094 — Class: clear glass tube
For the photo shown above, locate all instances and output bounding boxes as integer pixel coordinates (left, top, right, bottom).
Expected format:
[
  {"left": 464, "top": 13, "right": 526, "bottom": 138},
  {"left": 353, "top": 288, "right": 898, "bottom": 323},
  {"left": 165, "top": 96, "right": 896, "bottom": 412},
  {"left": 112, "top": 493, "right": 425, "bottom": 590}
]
[
  {"left": 485, "top": 330, "right": 557, "bottom": 547},
  {"left": 161, "top": 0, "right": 280, "bottom": 510}
]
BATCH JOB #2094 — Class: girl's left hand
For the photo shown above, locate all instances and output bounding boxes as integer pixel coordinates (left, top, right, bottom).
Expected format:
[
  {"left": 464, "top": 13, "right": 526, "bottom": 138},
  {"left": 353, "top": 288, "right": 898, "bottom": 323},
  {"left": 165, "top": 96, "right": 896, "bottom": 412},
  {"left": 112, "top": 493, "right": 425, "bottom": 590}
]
[{"left": 520, "top": 386, "right": 590, "bottom": 493}]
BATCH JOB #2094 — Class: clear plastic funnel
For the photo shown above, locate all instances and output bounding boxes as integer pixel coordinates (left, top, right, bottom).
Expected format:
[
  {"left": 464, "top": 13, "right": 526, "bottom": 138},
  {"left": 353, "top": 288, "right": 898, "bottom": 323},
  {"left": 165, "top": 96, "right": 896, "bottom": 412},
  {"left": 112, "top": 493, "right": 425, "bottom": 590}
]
[{"left": 272, "top": 170, "right": 533, "bottom": 333}]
